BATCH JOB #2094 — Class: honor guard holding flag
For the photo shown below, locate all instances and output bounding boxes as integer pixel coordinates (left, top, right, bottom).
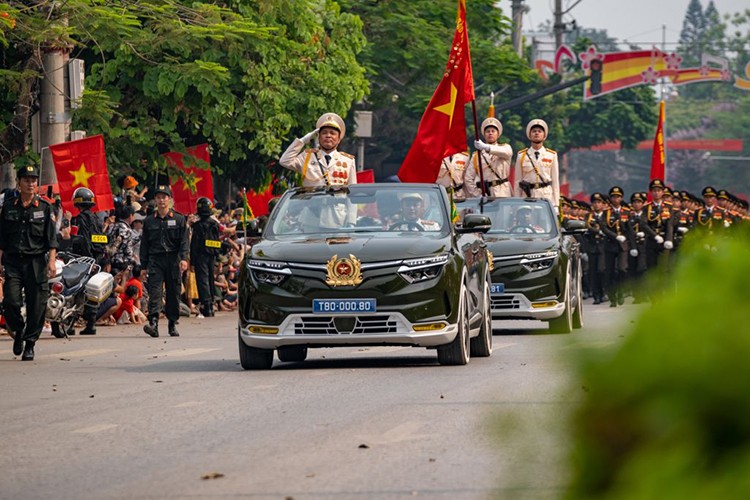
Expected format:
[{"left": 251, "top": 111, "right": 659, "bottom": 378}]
[
  {"left": 0, "top": 164, "right": 58, "bottom": 361},
  {"left": 279, "top": 112, "right": 357, "bottom": 187},
  {"left": 465, "top": 117, "right": 513, "bottom": 198},
  {"left": 140, "top": 185, "right": 189, "bottom": 338},
  {"left": 514, "top": 119, "right": 560, "bottom": 212},
  {"left": 436, "top": 152, "right": 470, "bottom": 199}
]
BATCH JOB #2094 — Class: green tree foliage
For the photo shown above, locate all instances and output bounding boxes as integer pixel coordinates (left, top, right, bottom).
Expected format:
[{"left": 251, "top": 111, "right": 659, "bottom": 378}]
[
  {"left": 0, "top": 1, "right": 368, "bottom": 189},
  {"left": 679, "top": 0, "right": 708, "bottom": 68},
  {"left": 567, "top": 229, "right": 750, "bottom": 498}
]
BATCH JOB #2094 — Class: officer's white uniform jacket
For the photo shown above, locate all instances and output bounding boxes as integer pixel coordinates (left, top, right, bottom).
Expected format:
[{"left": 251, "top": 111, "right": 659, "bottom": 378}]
[
  {"left": 514, "top": 146, "right": 560, "bottom": 210},
  {"left": 435, "top": 152, "right": 470, "bottom": 199},
  {"left": 389, "top": 218, "right": 441, "bottom": 231},
  {"left": 465, "top": 143, "right": 513, "bottom": 198},
  {"left": 279, "top": 139, "right": 357, "bottom": 187}
]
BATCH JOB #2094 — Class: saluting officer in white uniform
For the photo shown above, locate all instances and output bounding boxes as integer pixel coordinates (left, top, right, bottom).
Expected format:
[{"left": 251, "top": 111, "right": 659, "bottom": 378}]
[
  {"left": 436, "top": 152, "right": 470, "bottom": 199},
  {"left": 279, "top": 112, "right": 357, "bottom": 187},
  {"left": 514, "top": 118, "right": 560, "bottom": 212},
  {"left": 465, "top": 117, "right": 513, "bottom": 198}
]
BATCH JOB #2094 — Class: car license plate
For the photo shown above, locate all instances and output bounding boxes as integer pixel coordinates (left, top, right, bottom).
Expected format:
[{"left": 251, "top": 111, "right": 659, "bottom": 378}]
[
  {"left": 313, "top": 299, "right": 376, "bottom": 314},
  {"left": 490, "top": 283, "right": 505, "bottom": 295}
]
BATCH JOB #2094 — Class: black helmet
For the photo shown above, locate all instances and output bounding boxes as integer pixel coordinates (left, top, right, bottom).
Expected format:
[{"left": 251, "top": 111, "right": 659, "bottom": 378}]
[
  {"left": 196, "top": 196, "right": 214, "bottom": 215},
  {"left": 72, "top": 187, "right": 95, "bottom": 208}
]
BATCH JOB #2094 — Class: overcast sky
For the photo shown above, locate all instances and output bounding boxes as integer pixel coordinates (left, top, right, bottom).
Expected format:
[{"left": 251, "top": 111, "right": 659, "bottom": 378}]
[{"left": 519, "top": 0, "right": 748, "bottom": 49}]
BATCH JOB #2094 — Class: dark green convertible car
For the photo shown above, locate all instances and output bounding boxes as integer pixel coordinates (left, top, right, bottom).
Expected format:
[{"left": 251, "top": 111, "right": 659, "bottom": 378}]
[
  {"left": 238, "top": 184, "right": 493, "bottom": 369},
  {"left": 456, "top": 197, "right": 585, "bottom": 334}
]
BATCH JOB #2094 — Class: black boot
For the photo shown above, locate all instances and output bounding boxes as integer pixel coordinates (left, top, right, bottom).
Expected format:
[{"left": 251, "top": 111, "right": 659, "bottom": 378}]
[
  {"left": 207, "top": 303, "right": 215, "bottom": 317},
  {"left": 200, "top": 302, "right": 210, "bottom": 318},
  {"left": 143, "top": 316, "right": 159, "bottom": 338},
  {"left": 13, "top": 333, "right": 23, "bottom": 356},
  {"left": 168, "top": 320, "right": 179, "bottom": 337},
  {"left": 80, "top": 319, "right": 97, "bottom": 335},
  {"left": 22, "top": 341, "right": 35, "bottom": 361}
]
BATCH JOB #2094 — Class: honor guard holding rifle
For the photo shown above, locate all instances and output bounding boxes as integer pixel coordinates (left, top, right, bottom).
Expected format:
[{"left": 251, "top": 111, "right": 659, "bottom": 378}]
[
  {"left": 602, "top": 187, "right": 633, "bottom": 307},
  {"left": 436, "top": 152, "right": 470, "bottom": 199},
  {"left": 465, "top": 118, "right": 513, "bottom": 198},
  {"left": 279, "top": 112, "right": 357, "bottom": 187},
  {"left": 514, "top": 119, "right": 560, "bottom": 212},
  {"left": 584, "top": 193, "right": 607, "bottom": 305},
  {"left": 694, "top": 186, "right": 732, "bottom": 234},
  {"left": 627, "top": 192, "right": 653, "bottom": 302},
  {"left": 140, "top": 185, "right": 189, "bottom": 338},
  {"left": 0, "top": 164, "right": 58, "bottom": 361},
  {"left": 644, "top": 179, "right": 674, "bottom": 269}
]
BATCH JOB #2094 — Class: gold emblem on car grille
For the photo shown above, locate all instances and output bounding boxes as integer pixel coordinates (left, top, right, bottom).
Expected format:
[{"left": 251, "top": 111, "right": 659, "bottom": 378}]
[
  {"left": 325, "top": 254, "right": 363, "bottom": 286},
  {"left": 487, "top": 250, "right": 495, "bottom": 271}
]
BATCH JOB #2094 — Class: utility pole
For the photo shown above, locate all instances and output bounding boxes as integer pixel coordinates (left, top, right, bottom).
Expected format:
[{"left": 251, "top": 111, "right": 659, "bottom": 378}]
[
  {"left": 554, "top": 0, "right": 563, "bottom": 50},
  {"left": 39, "top": 48, "right": 69, "bottom": 186},
  {"left": 511, "top": 0, "right": 526, "bottom": 57}
]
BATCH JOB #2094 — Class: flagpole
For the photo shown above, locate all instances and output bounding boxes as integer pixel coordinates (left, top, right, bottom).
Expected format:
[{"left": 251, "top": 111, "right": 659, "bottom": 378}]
[{"left": 471, "top": 100, "right": 486, "bottom": 196}]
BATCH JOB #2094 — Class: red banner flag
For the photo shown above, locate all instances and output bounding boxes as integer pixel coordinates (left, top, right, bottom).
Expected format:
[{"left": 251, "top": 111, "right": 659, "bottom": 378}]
[
  {"left": 398, "top": 0, "right": 474, "bottom": 183},
  {"left": 356, "top": 169, "right": 375, "bottom": 183},
  {"left": 49, "top": 134, "right": 114, "bottom": 215},
  {"left": 163, "top": 144, "right": 214, "bottom": 215},
  {"left": 650, "top": 100, "right": 666, "bottom": 183},
  {"left": 247, "top": 181, "right": 276, "bottom": 218}
]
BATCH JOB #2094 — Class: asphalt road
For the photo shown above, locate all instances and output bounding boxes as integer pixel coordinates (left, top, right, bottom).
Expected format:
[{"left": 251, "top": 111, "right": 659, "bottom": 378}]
[{"left": 0, "top": 301, "right": 641, "bottom": 499}]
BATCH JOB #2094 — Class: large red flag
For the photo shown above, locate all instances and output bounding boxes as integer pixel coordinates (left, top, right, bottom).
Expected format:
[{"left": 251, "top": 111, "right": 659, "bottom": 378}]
[
  {"left": 164, "top": 144, "right": 214, "bottom": 215},
  {"left": 246, "top": 180, "right": 276, "bottom": 218},
  {"left": 398, "top": 0, "right": 474, "bottom": 183},
  {"left": 49, "top": 134, "right": 114, "bottom": 215},
  {"left": 650, "top": 100, "right": 666, "bottom": 183}
]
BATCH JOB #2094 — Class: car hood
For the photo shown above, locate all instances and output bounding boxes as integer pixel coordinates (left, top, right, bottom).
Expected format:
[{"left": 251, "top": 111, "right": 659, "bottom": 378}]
[
  {"left": 251, "top": 235, "right": 449, "bottom": 263},
  {"left": 483, "top": 235, "right": 559, "bottom": 257}
]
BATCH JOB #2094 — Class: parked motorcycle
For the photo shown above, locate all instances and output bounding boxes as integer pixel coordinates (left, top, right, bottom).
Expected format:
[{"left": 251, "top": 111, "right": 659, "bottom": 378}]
[{"left": 46, "top": 252, "right": 114, "bottom": 338}]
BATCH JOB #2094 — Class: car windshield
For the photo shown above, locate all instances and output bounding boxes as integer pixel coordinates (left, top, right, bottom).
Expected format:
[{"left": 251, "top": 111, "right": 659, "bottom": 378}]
[
  {"left": 457, "top": 199, "right": 558, "bottom": 236},
  {"left": 268, "top": 186, "right": 450, "bottom": 236}
]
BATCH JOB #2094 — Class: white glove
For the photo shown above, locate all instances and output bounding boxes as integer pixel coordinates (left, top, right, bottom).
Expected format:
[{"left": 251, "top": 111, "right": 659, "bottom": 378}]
[
  {"left": 724, "top": 220, "right": 731, "bottom": 228},
  {"left": 616, "top": 235, "right": 627, "bottom": 243},
  {"left": 664, "top": 240, "right": 673, "bottom": 250},
  {"left": 654, "top": 235, "right": 664, "bottom": 245},
  {"left": 636, "top": 231, "right": 645, "bottom": 238},
  {"left": 629, "top": 249, "right": 639, "bottom": 257},
  {"left": 677, "top": 226, "right": 689, "bottom": 234},
  {"left": 301, "top": 128, "right": 319, "bottom": 145},
  {"left": 474, "top": 139, "right": 490, "bottom": 152}
]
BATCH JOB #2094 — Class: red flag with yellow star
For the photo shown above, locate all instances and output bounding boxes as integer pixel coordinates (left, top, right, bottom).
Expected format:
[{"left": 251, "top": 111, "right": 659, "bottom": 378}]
[
  {"left": 163, "top": 144, "right": 214, "bottom": 214},
  {"left": 398, "top": 0, "right": 474, "bottom": 183},
  {"left": 49, "top": 134, "right": 115, "bottom": 215}
]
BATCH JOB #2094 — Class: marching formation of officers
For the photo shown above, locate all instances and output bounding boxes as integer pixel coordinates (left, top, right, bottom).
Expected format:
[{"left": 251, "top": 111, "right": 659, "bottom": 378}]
[{"left": 561, "top": 181, "right": 748, "bottom": 307}]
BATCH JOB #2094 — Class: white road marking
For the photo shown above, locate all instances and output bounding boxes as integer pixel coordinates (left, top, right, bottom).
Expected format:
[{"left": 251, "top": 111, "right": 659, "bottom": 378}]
[{"left": 72, "top": 424, "right": 118, "bottom": 434}]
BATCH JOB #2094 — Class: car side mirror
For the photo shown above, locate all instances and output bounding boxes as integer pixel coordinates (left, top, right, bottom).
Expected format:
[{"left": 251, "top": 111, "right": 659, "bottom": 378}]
[{"left": 457, "top": 213, "right": 492, "bottom": 233}]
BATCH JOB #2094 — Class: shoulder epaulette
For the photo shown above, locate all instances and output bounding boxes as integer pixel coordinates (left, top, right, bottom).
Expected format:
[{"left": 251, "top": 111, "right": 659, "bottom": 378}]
[
  {"left": 519, "top": 148, "right": 528, "bottom": 153},
  {"left": 36, "top": 195, "right": 51, "bottom": 206},
  {"left": 546, "top": 148, "right": 557, "bottom": 154},
  {"left": 339, "top": 151, "right": 355, "bottom": 160},
  {"left": 304, "top": 148, "right": 319, "bottom": 154}
]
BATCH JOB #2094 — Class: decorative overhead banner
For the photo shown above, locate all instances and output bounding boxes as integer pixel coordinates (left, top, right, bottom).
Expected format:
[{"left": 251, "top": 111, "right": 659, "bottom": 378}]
[{"left": 534, "top": 44, "right": 743, "bottom": 100}]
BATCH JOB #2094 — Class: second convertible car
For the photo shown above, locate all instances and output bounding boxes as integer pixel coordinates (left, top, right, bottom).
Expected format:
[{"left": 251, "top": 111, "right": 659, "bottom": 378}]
[
  {"left": 456, "top": 197, "right": 585, "bottom": 334},
  {"left": 238, "top": 184, "right": 494, "bottom": 369}
]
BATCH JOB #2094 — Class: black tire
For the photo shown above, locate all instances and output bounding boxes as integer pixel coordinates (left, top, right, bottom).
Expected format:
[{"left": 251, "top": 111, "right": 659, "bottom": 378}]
[
  {"left": 572, "top": 259, "right": 584, "bottom": 329},
  {"left": 238, "top": 334, "right": 274, "bottom": 370},
  {"left": 549, "top": 269, "right": 573, "bottom": 334},
  {"left": 277, "top": 346, "right": 308, "bottom": 362},
  {"left": 470, "top": 275, "right": 492, "bottom": 357},
  {"left": 438, "top": 287, "right": 471, "bottom": 366}
]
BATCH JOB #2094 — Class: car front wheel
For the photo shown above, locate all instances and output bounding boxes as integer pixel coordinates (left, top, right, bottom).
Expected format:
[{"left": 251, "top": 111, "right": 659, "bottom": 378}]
[
  {"left": 239, "top": 331, "right": 274, "bottom": 370},
  {"left": 438, "top": 286, "right": 471, "bottom": 366},
  {"left": 548, "top": 267, "right": 573, "bottom": 334}
]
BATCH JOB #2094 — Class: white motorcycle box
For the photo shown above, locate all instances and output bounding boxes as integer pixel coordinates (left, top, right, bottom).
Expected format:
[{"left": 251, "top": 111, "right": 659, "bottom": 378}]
[{"left": 85, "top": 272, "right": 115, "bottom": 304}]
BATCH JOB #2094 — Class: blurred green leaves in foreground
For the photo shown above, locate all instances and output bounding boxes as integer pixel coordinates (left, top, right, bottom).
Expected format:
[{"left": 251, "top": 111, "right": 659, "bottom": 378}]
[{"left": 568, "top": 228, "right": 750, "bottom": 499}]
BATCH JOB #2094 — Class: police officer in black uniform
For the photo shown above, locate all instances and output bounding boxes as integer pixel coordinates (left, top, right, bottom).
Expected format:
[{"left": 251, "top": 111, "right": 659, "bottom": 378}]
[
  {"left": 0, "top": 164, "right": 58, "bottom": 360},
  {"left": 190, "top": 197, "right": 220, "bottom": 318},
  {"left": 71, "top": 187, "right": 107, "bottom": 335},
  {"left": 140, "top": 185, "right": 189, "bottom": 337},
  {"left": 71, "top": 187, "right": 106, "bottom": 262}
]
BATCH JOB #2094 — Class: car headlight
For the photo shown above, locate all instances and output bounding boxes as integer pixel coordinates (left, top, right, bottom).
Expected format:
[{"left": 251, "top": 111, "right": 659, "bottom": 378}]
[
  {"left": 247, "top": 259, "right": 291, "bottom": 285},
  {"left": 520, "top": 250, "right": 558, "bottom": 272},
  {"left": 397, "top": 254, "right": 449, "bottom": 283}
]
